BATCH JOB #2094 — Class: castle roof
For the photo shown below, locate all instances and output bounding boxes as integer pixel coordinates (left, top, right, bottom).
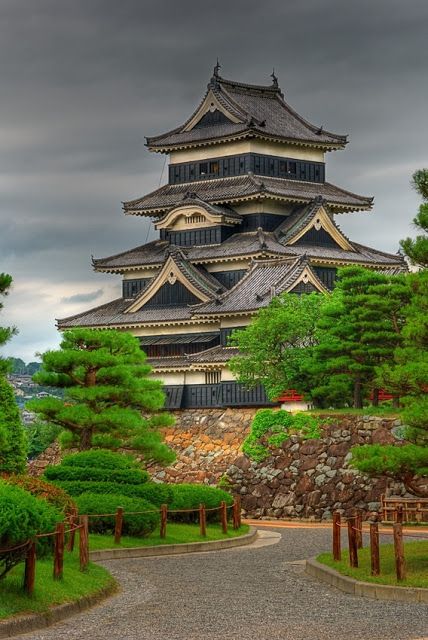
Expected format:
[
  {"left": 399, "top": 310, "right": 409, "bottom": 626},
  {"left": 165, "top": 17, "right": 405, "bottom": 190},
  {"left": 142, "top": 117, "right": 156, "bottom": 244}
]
[
  {"left": 146, "top": 73, "right": 347, "bottom": 152},
  {"left": 123, "top": 173, "right": 373, "bottom": 215}
]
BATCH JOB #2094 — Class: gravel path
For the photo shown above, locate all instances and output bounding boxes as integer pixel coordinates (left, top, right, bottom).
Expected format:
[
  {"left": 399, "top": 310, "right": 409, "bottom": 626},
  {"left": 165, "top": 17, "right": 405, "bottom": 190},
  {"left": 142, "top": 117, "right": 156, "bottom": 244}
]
[{"left": 16, "top": 526, "right": 428, "bottom": 640}]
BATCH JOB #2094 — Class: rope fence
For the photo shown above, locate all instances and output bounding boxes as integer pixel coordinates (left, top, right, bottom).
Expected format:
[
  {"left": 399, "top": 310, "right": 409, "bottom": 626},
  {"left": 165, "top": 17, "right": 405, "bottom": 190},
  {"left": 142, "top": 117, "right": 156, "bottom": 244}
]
[
  {"left": 332, "top": 505, "right": 428, "bottom": 582},
  {"left": 5, "top": 496, "right": 242, "bottom": 595}
]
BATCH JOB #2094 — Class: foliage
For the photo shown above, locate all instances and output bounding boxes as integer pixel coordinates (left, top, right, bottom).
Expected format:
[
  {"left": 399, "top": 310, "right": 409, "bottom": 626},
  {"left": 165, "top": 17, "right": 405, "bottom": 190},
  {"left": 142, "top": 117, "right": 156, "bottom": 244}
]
[
  {"left": 75, "top": 493, "right": 159, "bottom": 537},
  {"left": 242, "top": 409, "right": 322, "bottom": 462},
  {"left": 351, "top": 170, "right": 428, "bottom": 495},
  {"left": 168, "top": 484, "right": 233, "bottom": 523},
  {"left": 3, "top": 475, "right": 77, "bottom": 517},
  {"left": 312, "top": 266, "right": 410, "bottom": 408},
  {"left": 229, "top": 292, "right": 323, "bottom": 400},
  {"left": 25, "top": 420, "right": 61, "bottom": 459},
  {"left": 8, "top": 358, "right": 41, "bottom": 376},
  {"left": 44, "top": 464, "right": 149, "bottom": 485},
  {"left": 59, "top": 448, "right": 143, "bottom": 470},
  {"left": 0, "top": 481, "right": 61, "bottom": 577},
  {"left": 0, "top": 274, "right": 16, "bottom": 376},
  {"left": 28, "top": 328, "right": 175, "bottom": 463},
  {"left": 400, "top": 169, "right": 428, "bottom": 268},
  {"left": 0, "top": 377, "right": 27, "bottom": 474},
  {"left": 53, "top": 480, "right": 173, "bottom": 506}
]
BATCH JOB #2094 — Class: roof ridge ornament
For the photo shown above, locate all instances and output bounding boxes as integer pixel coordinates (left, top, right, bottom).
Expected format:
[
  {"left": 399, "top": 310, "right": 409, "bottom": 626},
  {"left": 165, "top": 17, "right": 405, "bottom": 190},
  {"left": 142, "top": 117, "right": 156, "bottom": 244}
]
[{"left": 270, "top": 68, "right": 278, "bottom": 88}]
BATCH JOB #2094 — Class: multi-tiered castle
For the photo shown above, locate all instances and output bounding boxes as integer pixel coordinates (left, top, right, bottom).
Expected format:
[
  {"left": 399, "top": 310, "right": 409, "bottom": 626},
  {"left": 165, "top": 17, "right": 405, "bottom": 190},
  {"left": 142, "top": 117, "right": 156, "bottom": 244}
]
[{"left": 59, "top": 67, "right": 405, "bottom": 409}]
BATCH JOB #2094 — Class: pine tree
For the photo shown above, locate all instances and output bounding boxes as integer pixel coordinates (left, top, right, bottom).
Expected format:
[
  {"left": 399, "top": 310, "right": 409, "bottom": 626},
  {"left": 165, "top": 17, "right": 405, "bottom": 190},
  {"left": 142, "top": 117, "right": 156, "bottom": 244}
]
[
  {"left": 0, "top": 376, "right": 27, "bottom": 473},
  {"left": 0, "top": 273, "right": 16, "bottom": 375},
  {"left": 400, "top": 169, "right": 428, "bottom": 268},
  {"left": 27, "top": 328, "right": 175, "bottom": 463}
]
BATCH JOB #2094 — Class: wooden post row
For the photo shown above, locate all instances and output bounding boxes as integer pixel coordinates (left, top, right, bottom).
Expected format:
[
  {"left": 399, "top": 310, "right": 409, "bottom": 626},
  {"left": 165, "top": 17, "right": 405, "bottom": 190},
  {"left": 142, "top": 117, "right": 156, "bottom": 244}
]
[
  {"left": 332, "top": 511, "right": 341, "bottom": 561},
  {"left": 53, "top": 522, "right": 65, "bottom": 580},
  {"left": 347, "top": 518, "right": 358, "bottom": 568},
  {"left": 114, "top": 507, "right": 124, "bottom": 545},
  {"left": 369, "top": 519, "right": 380, "bottom": 577},
  {"left": 79, "top": 515, "right": 89, "bottom": 572},
  {"left": 235, "top": 495, "right": 241, "bottom": 529},
  {"left": 393, "top": 522, "right": 406, "bottom": 581},
  {"left": 199, "top": 503, "right": 207, "bottom": 537},
  {"left": 66, "top": 509, "right": 78, "bottom": 552},
  {"left": 220, "top": 501, "right": 228, "bottom": 534},
  {"left": 160, "top": 504, "right": 167, "bottom": 539},
  {"left": 355, "top": 509, "right": 363, "bottom": 549},
  {"left": 24, "top": 540, "right": 36, "bottom": 595}
]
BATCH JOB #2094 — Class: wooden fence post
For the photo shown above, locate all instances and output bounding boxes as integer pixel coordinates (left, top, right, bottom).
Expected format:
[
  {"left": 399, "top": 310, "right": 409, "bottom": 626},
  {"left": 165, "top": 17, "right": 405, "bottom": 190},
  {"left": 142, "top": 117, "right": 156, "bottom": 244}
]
[
  {"left": 355, "top": 509, "right": 363, "bottom": 549},
  {"left": 79, "top": 515, "right": 89, "bottom": 572},
  {"left": 235, "top": 495, "right": 241, "bottom": 528},
  {"left": 393, "top": 522, "right": 406, "bottom": 581},
  {"left": 114, "top": 507, "right": 123, "bottom": 545},
  {"left": 66, "top": 510, "right": 77, "bottom": 552},
  {"left": 220, "top": 501, "right": 228, "bottom": 534},
  {"left": 347, "top": 518, "right": 358, "bottom": 568},
  {"left": 24, "top": 540, "right": 36, "bottom": 595},
  {"left": 160, "top": 504, "right": 167, "bottom": 539},
  {"left": 199, "top": 503, "right": 207, "bottom": 537},
  {"left": 232, "top": 497, "right": 240, "bottom": 530},
  {"left": 369, "top": 514, "right": 380, "bottom": 577},
  {"left": 332, "top": 511, "right": 341, "bottom": 561},
  {"left": 53, "top": 522, "right": 65, "bottom": 580}
]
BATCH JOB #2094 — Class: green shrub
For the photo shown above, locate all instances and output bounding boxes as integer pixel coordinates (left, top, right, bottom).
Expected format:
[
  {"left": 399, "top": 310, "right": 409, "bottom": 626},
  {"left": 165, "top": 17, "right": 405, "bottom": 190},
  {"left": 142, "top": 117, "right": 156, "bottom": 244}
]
[
  {"left": 75, "top": 493, "right": 159, "bottom": 537},
  {"left": 53, "top": 480, "right": 173, "bottom": 506},
  {"left": 60, "top": 449, "right": 142, "bottom": 471},
  {"left": 242, "top": 409, "right": 322, "bottom": 462},
  {"left": 44, "top": 465, "right": 149, "bottom": 485},
  {"left": 168, "top": 484, "right": 233, "bottom": 523},
  {"left": 0, "top": 377, "right": 27, "bottom": 474},
  {"left": 0, "top": 481, "right": 61, "bottom": 576},
  {"left": 4, "top": 475, "right": 77, "bottom": 517}
]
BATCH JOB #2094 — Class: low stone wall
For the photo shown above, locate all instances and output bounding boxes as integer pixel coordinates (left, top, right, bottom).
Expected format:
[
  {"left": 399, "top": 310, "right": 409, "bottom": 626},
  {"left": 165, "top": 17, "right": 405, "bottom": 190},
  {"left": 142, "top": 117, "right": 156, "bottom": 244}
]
[
  {"left": 29, "top": 409, "right": 406, "bottom": 520},
  {"left": 227, "top": 416, "right": 402, "bottom": 520}
]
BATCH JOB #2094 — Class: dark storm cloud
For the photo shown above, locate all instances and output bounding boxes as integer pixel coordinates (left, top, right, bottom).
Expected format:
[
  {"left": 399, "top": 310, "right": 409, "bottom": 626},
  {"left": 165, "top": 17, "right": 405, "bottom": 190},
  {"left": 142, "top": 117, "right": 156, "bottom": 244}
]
[
  {"left": 61, "top": 289, "right": 103, "bottom": 304},
  {"left": 1, "top": 0, "right": 427, "bottom": 359}
]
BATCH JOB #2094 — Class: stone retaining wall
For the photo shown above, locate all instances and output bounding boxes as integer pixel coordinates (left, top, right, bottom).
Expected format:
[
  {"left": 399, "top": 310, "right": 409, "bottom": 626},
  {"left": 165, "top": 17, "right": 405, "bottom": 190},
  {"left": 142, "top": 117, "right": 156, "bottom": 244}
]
[{"left": 29, "top": 409, "right": 406, "bottom": 520}]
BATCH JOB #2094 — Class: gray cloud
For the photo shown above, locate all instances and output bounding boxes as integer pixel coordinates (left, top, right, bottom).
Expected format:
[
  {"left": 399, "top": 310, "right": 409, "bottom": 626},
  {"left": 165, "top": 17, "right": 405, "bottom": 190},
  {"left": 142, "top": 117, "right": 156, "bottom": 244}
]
[
  {"left": 1, "top": 0, "right": 427, "bottom": 359},
  {"left": 61, "top": 289, "right": 104, "bottom": 305}
]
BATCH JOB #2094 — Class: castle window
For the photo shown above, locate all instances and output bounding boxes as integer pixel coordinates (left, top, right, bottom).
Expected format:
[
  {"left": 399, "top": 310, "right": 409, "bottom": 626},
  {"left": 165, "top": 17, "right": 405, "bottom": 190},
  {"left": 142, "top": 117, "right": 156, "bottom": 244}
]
[
  {"left": 205, "top": 370, "right": 221, "bottom": 384},
  {"left": 199, "top": 162, "right": 208, "bottom": 176},
  {"left": 287, "top": 161, "right": 297, "bottom": 176},
  {"left": 209, "top": 161, "right": 219, "bottom": 176},
  {"left": 185, "top": 213, "right": 205, "bottom": 225}
]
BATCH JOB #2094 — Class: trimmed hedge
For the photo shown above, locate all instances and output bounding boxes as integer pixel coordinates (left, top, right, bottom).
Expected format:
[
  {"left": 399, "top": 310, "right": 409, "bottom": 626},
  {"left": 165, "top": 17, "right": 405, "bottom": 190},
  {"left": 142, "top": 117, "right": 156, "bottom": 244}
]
[
  {"left": 44, "top": 465, "right": 149, "bottom": 485},
  {"left": 75, "top": 493, "right": 159, "bottom": 537},
  {"left": 168, "top": 484, "right": 233, "bottom": 523},
  {"left": 0, "top": 481, "right": 61, "bottom": 575},
  {"left": 53, "top": 480, "right": 173, "bottom": 506},
  {"left": 3, "top": 475, "right": 77, "bottom": 517},
  {"left": 60, "top": 449, "right": 142, "bottom": 471}
]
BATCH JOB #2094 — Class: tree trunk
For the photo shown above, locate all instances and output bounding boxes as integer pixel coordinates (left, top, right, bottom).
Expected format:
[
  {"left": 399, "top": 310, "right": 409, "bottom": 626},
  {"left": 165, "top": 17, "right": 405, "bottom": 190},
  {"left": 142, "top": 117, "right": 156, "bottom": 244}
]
[
  {"left": 354, "top": 378, "right": 363, "bottom": 409},
  {"left": 79, "top": 428, "right": 93, "bottom": 451},
  {"left": 372, "top": 388, "right": 379, "bottom": 407}
]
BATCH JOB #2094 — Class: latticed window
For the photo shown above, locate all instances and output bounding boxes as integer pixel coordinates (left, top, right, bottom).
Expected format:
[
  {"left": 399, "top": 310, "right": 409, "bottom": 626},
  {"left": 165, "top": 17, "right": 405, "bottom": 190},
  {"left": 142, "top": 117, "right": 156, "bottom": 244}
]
[
  {"left": 185, "top": 214, "right": 205, "bottom": 225},
  {"left": 205, "top": 370, "right": 221, "bottom": 384}
]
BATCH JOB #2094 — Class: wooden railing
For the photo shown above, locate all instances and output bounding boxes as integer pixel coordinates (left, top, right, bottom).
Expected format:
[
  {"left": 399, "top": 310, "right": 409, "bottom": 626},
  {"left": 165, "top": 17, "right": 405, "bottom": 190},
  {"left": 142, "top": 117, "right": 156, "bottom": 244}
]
[
  {"left": 332, "top": 507, "right": 428, "bottom": 582},
  {"left": 4, "top": 497, "right": 242, "bottom": 595},
  {"left": 381, "top": 495, "right": 428, "bottom": 523}
]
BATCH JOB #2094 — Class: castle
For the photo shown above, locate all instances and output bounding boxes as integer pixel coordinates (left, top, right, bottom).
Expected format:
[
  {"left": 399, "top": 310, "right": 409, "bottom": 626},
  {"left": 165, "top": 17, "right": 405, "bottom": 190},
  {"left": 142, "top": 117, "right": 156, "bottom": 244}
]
[{"left": 58, "top": 66, "right": 405, "bottom": 409}]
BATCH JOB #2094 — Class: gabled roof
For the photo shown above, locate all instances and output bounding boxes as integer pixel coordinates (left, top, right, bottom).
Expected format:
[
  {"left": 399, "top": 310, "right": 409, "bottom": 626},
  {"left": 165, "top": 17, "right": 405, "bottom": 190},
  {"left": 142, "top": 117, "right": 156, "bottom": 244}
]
[
  {"left": 146, "top": 72, "right": 347, "bottom": 152},
  {"left": 275, "top": 197, "right": 355, "bottom": 251},
  {"left": 193, "top": 256, "right": 328, "bottom": 316},
  {"left": 125, "top": 245, "right": 224, "bottom": 312},
  {"left": 123, "top": 173, "right": 373, "bottom": 216},
  {"left": 155, "top": 193, "right": 242, "bottom": 230}
]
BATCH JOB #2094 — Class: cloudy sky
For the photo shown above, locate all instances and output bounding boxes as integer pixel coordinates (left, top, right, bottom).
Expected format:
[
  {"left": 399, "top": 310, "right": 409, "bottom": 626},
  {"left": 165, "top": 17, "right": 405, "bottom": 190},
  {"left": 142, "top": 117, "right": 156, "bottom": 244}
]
[{"left": 1, "top": 0, "right": 427, "bottom": 362}]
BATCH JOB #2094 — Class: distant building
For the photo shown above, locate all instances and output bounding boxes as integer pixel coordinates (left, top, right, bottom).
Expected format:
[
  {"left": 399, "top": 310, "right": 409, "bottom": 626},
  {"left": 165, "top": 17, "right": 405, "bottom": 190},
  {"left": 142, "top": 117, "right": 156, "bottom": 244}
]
[{"left": 58, "top": 68, "right": 406, "bottom": 410}]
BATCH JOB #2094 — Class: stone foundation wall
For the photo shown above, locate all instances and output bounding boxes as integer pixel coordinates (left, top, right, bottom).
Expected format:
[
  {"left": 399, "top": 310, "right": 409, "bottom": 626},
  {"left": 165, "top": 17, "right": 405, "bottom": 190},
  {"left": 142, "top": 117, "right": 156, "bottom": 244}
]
[{"left": 29, "top": 409, "right": 406, "bottom": 520}]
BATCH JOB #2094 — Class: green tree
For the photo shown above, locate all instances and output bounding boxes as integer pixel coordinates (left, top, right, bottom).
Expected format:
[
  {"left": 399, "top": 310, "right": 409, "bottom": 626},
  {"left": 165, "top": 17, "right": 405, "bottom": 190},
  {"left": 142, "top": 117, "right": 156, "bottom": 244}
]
[
  {"left": 400, "top": 169, "right": 428, "bottom": 268},
  {"left": 28, "top": 328, "right": 175, "bottom": 464},
  {"left": 0, "top": 377, "right": 27, "bottom": 473},
  {"left": 229, "top": 292, "right": 323, "bottom": 401},
  {"left": 0, "top": 273, "right": 16, "bottom": 375},
  {"left": 312, "top": 267, "right": 409, "bottom": 408},
  {"left": 351, "top": 171, "right": 428, "bottom": 496}
]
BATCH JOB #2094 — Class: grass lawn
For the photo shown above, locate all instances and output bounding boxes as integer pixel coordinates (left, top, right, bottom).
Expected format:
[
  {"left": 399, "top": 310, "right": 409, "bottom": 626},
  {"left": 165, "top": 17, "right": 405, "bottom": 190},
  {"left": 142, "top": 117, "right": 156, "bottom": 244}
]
[
  {"left": 89, "top": 522, "right": 250, "bottom": 550},
  {"left": 0, "top": 549, "right": 115, "bottom": 621},
  {"left": 310, "top": 406, "right": 399, "bottom": 417},
  {"left": 317, "top": 540, "right": 428, "bottom": 588}
]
